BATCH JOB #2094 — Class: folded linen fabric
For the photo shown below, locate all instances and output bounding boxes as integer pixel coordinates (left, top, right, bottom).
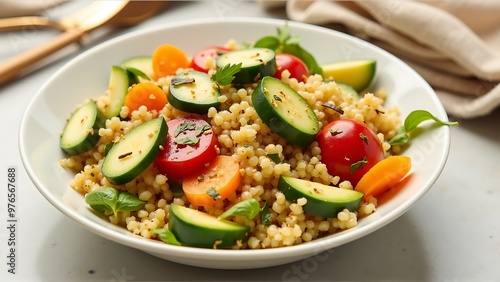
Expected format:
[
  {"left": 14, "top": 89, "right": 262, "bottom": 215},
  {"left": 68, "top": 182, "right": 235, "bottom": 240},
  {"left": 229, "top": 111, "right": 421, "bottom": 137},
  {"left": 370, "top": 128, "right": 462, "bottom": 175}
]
[
  {"left": 0, "top": 0, "right": 67, "bottom": 18},
  {"left": 260, "top": 0, "right": 500, "bottom": 119}
]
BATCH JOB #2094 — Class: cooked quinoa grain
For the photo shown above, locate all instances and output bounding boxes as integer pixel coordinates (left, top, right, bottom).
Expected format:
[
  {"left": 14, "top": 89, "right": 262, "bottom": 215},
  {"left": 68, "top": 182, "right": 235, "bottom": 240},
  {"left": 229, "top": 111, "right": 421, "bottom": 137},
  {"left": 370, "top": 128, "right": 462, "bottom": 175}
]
[{"left": 60, "top": 50, "right": 402, "bottom": 249}]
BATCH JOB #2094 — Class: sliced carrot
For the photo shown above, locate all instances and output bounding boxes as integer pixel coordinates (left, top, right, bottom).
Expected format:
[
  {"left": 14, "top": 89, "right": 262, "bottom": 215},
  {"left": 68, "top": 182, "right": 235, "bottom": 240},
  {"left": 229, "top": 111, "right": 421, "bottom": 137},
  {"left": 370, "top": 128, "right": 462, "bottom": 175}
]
[
  {"left": 355, "top": 155, "right": 412, "bottom": 199},
  {"left": 182, "top": 155, "right": 241, "bottom": 206},
  {"left": 152, "top": 44, "right": 189, "bottom": 78},
  {"left": 124, "top": 82, "right": 167, "bottom": 116}
]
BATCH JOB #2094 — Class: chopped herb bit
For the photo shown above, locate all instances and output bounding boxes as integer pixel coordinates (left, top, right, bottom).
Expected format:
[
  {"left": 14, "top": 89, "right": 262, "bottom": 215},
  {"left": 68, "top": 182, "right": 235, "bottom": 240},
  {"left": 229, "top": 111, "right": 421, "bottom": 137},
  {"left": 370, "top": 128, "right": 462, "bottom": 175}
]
[
  {"left": 118, "top": 152, "right": 132, "bottom": 159},
  {"left": 273, "top": 95, "right": 282, "bottom": 102},
  {"left": 174, "top": 136, "right": 199, "bottom": 145},
  {"left": 267, "top": 153, "right": 281, "bottom": 164},
  {"left": 197, "top": 174, "right": 205, "bottom": 182},
  {"left": 359, "top": 133, "right": 369, "bottom": 144},
  {"left": 171, "top": 76, "right": 195, "bottom": 86},
  {"left": 375, "top": 109, "right": 385, "bottom": 114},
  {"left": 260, "top": 201, "right": 271, "bottom": 226},
  {"left": 321, "top": 102, "right": 344, "bottom": 115},
  {"left": 174, "top": 121, "right": 196, "bottom": 137},
  {"left": 329, "top": 129, "right": 343, "bottom": 136},
  {"left": 195, "top": 124, "right": 211, "bottom": 136},
  {"left": 206, "top": 187, "right": 221, "bottom": 201},
  {"left": 243, "top": 143, "right": 251, "bottom": 148},
  {"left": 350, "top": 157, "right": 368, "bottom": 174},
  {"left": 212, "top": 62, "right": 242, "bottom": 86},
  {"left": 169, "top": 181, "right": 184, "bottom": 196}
]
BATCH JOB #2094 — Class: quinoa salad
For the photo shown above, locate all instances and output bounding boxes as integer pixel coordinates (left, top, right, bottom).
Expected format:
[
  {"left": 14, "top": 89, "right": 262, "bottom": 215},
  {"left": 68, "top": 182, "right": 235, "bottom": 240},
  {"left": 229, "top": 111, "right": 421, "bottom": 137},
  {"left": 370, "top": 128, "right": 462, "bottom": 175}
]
[{"left": 59, "top": 27, "right": 409, "bottom": 250}]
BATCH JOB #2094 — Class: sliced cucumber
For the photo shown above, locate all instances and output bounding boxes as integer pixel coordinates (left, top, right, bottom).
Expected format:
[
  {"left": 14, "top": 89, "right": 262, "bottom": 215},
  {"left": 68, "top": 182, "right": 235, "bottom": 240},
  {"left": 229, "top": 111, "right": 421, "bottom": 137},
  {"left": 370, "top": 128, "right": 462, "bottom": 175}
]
[
  {"left": 321, "top": 59, "right": 376, "bottom": 92},
  {"left": 102, "top": 65, "right": 129, "bottom": 119},
  {"left": 278, "top": 176, "right": 364, "bottom": 218},
  {"left": 121, "top": 56, "right": 154, "bottom": 80},
  {"left": 252, "top": 76, "right": 319, "bottom": 147},
  {"left": 101, "top": 117, "right": 167, "bottom": 185},
  {"left": 168, "top": 70, "right": 220, "bottom": 114},
  {"left": 60, "top": 100, "right": 105, "bottom": 155},
  {"left": 169, "top": 204, "right": 249, "bottom": 249},
  {"left": 337, "top": 82, "right": 360, "bottom": 101},
  {"left": 216, "top": 47, "right": 276, "bottom": 84}
]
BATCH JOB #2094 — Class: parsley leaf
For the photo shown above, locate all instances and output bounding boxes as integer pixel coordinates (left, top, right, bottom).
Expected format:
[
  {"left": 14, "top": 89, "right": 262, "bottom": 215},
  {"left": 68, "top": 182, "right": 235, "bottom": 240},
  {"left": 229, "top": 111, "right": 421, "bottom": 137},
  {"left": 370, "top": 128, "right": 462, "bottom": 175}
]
[
  {"left": 174, "top": 121, "right": 196, "bottom": 137},
  {"left": 174, "top": 137, "right": 199, "bottom": 145},
  {"left": 195, "top": 124, "right": 211, "bottom": 136},
  {"left": 212, "top": 63, "right": 242, "bottom": 86}
]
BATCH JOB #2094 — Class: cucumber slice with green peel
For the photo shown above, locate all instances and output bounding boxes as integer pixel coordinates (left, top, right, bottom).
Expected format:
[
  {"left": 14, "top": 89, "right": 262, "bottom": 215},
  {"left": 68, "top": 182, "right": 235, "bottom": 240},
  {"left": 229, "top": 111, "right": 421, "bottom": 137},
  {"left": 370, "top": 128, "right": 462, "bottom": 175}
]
[
  {"left": 278, "top": 176, "right": 364, "bottom": 218},
  {"left": 101, "top": 117, "right": 167, "bottom": 185},
  {"left": 102, "top": 66, "right": 129, "bottom": 119},
  {"left": 321, "top": 59, "right": 376, "bottom": 92},
  {"left": 216, "top": 47, "right": 276, "bottom": 84},
  {"left": 168, "top": 70, "right": 220, "bottom": 114},
  {"left": 60, "top": 100, "right": 105, "bottom": 155},
  {"left": 337, "top": 82, "right": 360, "bottom": 101},
  {"left": 252, "top": 76, "right": 319, "bottom": 147},
  {"left": 121, "top": 56, "right": 154, "bottom": 80},
  {"left": 169, "top": 204, "right": 249, "bottom": 249}
]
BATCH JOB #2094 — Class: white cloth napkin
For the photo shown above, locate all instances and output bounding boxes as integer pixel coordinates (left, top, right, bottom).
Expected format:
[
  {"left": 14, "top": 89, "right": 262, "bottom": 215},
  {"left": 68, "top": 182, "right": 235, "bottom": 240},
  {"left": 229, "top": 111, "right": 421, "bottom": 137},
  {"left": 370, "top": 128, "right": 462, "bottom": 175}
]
[
  {"left": 260, "top": 0, "right": 500, "bottom": 119},
  {"left": 0, "top": 0, "right": 67, "bottom": 18}
]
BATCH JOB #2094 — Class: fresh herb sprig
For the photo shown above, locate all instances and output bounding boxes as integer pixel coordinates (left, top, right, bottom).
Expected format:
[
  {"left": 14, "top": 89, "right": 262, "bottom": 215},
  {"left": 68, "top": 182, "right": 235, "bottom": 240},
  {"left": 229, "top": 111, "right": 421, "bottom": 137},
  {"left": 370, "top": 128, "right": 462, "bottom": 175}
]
[
  {"left": 152, "top": 228, "right": 182, "bottom": 246},
  {"left": 389, "top": 110, "right": 459, "bottom": 145},
  {"left": 253, "top": 22, "right": 323, "bottom": 75},
  {"left": 211, "top": 63, "right": 242, "bottom": 87},
  {"left": 218, "top": 198, "right": 260, "bottom": 220},
  {"left": 85, "top": 187, "right": 146, "bottom": 218}
]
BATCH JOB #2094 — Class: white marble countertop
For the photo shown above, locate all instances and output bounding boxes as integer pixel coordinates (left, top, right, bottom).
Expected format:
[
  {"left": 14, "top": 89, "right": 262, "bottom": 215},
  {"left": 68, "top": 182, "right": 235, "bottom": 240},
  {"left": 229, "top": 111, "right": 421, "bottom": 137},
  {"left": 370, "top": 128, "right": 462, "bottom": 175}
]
[{"left": 1, "top": 1, "right": 499, "bottom": 281}]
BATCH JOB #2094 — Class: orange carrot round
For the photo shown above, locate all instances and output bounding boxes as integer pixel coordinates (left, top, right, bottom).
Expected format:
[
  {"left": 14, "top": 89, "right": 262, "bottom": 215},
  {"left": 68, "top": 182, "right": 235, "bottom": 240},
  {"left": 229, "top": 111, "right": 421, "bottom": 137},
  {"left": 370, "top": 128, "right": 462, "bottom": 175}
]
[
  {"left": 354, "top": 155, "right": 412, "bottom": 199},
  {"left": 182, "top": 155, "right": 241, "bottom": 206},
  {"left": 124, "top": 82, "right": 167, "bottom": 116},
  {"left": 152, "top": 44, "right": 189, "bottom": 78}
]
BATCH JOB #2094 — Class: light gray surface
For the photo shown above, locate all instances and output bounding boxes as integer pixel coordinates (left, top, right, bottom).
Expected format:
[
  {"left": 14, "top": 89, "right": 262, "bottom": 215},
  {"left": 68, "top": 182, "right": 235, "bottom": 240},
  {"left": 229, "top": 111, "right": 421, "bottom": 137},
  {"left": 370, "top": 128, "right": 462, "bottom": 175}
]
[{"left": 0, "top": 1, "right": 499, "bottom": 281}]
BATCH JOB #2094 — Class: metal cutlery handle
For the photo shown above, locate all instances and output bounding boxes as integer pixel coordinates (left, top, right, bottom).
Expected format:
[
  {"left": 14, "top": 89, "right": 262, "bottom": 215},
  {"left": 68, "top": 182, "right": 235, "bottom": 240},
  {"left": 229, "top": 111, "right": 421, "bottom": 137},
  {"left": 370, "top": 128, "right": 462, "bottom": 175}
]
[{"left": 0, "top": 28, "right": 84, "bottom": 85}]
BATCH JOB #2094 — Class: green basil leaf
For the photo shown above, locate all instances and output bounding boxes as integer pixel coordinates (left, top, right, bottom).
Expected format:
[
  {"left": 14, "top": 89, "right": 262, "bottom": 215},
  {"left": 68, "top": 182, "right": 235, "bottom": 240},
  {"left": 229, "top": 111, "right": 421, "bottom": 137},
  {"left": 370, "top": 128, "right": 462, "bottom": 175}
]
[
  {"left": 282, "top": 44, "right": 323, "bottom": 75},
  {"left": 388, "top": 126, "right": 410, "bottom": 146},
  {"left": 388, "top": 110, "right": 459, "bottom": 145},
  {"left": 125, "top": 67, "right": 150, "bottom": 81},
  {"left": 116, "top": 191, "right": 146, "bottom": 212},
  {"left": 259, "top": 201, "right": 271, "bottom": 226},
  {"left": 152, "top": 228, "right": 182, "bottom": 246},
  {"left": 404, "top": 110, "right": 459, "bottom": 132},
  {"left": 253, "top": 36, "right": 281, "bottom": 50},
  {"left": 85, "top": 187, "right": 119, "bottom": 214},
  {"left": 219, "top": 198, "right": 260, "bottom": 220}
]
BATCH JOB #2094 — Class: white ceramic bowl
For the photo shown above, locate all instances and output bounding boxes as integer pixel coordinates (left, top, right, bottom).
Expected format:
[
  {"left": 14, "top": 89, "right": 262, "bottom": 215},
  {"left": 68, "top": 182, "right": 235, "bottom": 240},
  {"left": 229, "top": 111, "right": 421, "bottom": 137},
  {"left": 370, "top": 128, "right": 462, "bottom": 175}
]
[{"left": 19, "top": 18, "right": 450, "bottom": 269}]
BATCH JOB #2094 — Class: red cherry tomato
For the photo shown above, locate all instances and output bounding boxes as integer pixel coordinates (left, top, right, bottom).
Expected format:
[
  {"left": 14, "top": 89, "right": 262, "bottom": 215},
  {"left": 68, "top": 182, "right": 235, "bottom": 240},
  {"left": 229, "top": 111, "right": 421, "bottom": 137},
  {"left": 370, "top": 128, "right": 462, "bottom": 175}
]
[
  {"left": 190, "top": 46, "right": 231, "bottom": 73},
  {"left": 273, "top": 53, "right": 309, "bottom": 82},
  {"left": 316, "top": 119, "right": 384, "bottom": 186},
  {"left": 154, "top": 117, "right": 218, "bottom": 180}
]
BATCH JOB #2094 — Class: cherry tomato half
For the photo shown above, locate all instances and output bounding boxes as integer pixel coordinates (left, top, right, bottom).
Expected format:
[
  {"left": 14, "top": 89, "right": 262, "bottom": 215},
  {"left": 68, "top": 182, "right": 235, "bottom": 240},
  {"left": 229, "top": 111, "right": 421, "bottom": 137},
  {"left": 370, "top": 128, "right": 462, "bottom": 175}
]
[
  {"left": 190, "top": 46, "right": 231, "bottom": 73},
  {"left": 154, "top": 117, "right": 218, "bottom": 180},
  {"left": 316, "top": 119, "right": 384, "bottom": 186},
  {"left": 273, "top": 53, "right": 309, "bottom": 82}
]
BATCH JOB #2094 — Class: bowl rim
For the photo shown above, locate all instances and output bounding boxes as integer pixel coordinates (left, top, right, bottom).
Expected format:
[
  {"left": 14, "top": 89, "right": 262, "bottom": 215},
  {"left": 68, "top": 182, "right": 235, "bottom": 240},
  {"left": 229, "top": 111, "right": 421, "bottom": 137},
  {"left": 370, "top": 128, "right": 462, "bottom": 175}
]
[{"left": 19, "top": 17, "right": 451, "bottom": 261}]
